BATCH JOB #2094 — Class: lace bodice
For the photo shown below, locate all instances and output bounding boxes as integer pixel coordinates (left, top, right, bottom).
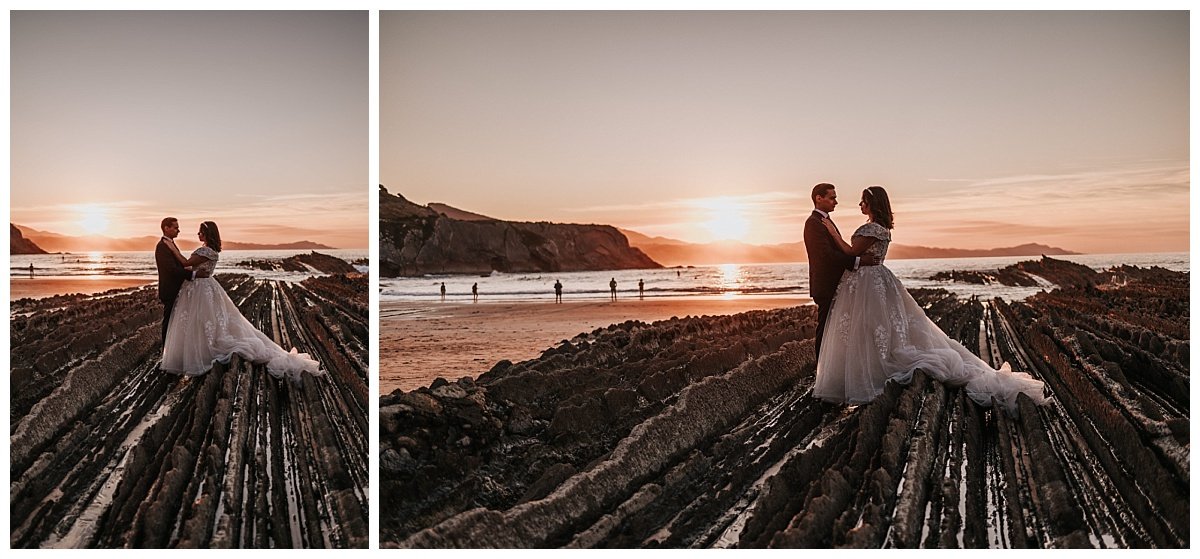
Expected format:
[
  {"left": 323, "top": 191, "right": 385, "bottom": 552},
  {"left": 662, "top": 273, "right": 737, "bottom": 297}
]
[
  {"left": 192, "top": 246, "right": 218, "bottom": 277},
  {"left": 852, "top": 222, "right": 891, "bottom": 262}
]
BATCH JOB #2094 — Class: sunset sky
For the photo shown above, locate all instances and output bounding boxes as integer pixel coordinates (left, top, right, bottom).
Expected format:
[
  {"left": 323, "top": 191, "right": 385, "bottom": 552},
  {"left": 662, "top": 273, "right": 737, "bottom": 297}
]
[
  {"left": 11, "top": 11, "right": 367, "bottom": 248},
  {"left": 381, "top": 11, "right": 1188, "bottom": 254}
]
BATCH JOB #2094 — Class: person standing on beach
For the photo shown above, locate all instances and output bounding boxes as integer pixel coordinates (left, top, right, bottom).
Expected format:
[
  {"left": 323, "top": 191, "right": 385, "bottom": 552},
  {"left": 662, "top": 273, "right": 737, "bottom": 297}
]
[
  {"left": 554, "top": 279, "right": 563, "bottom": 303},
  {"left": 440, "top": 282, "right": 446, "bottom": 302},
  {"left": 804, "top": 184, "right": 876, "bottom": 364},
  {"left": 155, "top": 217, "right": 190, "bottom": 345},
  {"left": 638, "top": 278, "right": 644, "bottom": 299},
  {"left": 609, "top": 277, "right": 617, "bottom": 301},
  {"left": 472, "top": 282, "right": 478, "bottom": 303},
  {"left": 28, "top": 263, "right": 34, "bottom": 278}
]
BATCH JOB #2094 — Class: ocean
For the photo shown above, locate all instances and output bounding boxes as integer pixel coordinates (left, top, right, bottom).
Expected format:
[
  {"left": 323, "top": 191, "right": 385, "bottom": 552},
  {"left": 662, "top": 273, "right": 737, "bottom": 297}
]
[
  {"left": 13, "top": 249, "right": 368, "bottom": 283},
  {"left": 379, "top": 252, "right": 1189, "bottom": 303}
]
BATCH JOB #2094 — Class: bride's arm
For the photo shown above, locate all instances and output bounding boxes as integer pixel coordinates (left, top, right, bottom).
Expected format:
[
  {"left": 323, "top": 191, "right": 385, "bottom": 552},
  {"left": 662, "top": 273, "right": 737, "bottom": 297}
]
[
  {"left": 167, "top": 241, "right": 211, "bottom": 267},
  {"left": 822, "top": 219, "right": 877, "bottom": 256},
  {"left": 165, "top": 240, "right": 189, "bottom": 266},
  {"left": 844, "top": 236, "right": 878, "bottom": 257}
]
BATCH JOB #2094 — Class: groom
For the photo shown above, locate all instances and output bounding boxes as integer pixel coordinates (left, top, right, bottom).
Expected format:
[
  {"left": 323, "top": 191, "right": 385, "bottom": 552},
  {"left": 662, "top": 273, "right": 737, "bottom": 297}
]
[
  {"left": 804, "top": 183, "right": 876, "bottom": 364},
  {"left": 155, "top": 217, "right": 189, "bottom": 344}
]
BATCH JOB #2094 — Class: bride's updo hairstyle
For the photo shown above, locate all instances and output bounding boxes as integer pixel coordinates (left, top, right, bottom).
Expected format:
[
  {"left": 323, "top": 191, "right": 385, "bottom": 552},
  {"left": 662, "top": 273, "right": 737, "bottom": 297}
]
[
  {"left": 200, "top": 221, "right": 223, "bottom": 252},
  {"left": 862, "top": 186, "right": 894, "bottom": 230}
]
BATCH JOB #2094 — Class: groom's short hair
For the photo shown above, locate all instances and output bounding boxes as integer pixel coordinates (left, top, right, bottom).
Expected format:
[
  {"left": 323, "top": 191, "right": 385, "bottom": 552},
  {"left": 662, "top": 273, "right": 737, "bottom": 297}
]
[
  {"left": 812, "top": 183, "right": 836, "bottom": 202},
  {"left": 161, "top": 217, "right": 178, "bottom": 230}
]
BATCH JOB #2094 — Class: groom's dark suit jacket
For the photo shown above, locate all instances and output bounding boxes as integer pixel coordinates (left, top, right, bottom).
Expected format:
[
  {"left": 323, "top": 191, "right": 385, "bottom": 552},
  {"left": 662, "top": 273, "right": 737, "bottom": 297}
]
[
  {"left": 804, "top": 210, "right": 856, "bottom": 305},
  {"left": 804, "top": 210, "right": 856, "bottom": 362},
  {"left": 155, "top": 237, "right": 188, "bottom": 305}
]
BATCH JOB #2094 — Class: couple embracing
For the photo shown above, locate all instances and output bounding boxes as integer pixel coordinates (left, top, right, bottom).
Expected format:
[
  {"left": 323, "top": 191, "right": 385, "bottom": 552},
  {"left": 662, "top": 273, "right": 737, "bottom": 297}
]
[
  {"left": 154, "top": 217, "right": 321, "bottom": 381},
  {"left": 803, "top": 183, "right": 1046, "bottom": 415}
]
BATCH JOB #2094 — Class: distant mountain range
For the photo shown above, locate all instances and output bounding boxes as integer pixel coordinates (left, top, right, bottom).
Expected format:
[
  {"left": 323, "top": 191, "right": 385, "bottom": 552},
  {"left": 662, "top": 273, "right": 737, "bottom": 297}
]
[
  {"left": 621, "top": 227, "right": 1078, "bottom": 266},
  {"left": 391, "top": 199, "right": 1077, "bottom": 267},
  {"left": 11, "top": 224, "right": 335, "bottom": 253}
]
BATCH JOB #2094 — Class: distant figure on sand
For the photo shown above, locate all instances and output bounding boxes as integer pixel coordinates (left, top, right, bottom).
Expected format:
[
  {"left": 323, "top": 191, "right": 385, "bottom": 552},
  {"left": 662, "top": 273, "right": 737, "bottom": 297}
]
[
  {"left": 28, "top": 263, "right": 34, "bottom": 278},
  {"left": 609, "top": 277, "right": 617, "bottom": 301},
  {"left": 440, "top": 282, "right": 446, "bottom": 302},
  {"left": 554, "top": 279, "right": 563, "bottom": 303},
  {"left": 472, "top": 282, "right": 479, "bottom": 303},
  {"left": 808, "top": 184, "right": 1047, "bottom": 416},
  {"left": 160, "top": 220, "right": 321, "bottom": 381},
  {"left": 154, "top": 217, "right": 190, "bottom": 345},
  {"left": 638, "top": 278, "right": 644, "bottom": 299}
]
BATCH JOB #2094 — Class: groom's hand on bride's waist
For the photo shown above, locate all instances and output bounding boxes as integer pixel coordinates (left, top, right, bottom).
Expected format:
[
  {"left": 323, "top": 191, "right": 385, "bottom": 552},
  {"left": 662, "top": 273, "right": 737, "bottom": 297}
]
[{"left": 859, "top": 254, "right": 879, "bottom": 267}]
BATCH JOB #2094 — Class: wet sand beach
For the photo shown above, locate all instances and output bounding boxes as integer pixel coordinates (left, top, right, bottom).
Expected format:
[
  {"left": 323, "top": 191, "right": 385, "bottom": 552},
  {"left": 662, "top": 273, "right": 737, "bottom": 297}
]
[
  {"left": 379, "top": 295, "right": 810, "bottom": 394},
  {"left": 9, "top": 276, "right": 156, "bottom": 301}
]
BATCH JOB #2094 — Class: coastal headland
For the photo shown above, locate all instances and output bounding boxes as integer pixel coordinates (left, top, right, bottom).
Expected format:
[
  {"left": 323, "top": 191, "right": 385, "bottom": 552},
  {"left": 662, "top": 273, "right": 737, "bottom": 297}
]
[
  {"left": 10, "top": 273, "right": 370, "bottom": 548},
  {"left": 381, "top": 260, "right": 1188, "bottom": 548}
]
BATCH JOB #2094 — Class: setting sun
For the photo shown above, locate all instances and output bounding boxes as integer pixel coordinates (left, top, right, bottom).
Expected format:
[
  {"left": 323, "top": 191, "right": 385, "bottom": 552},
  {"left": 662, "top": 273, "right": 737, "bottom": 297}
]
[
  {"left": 699, "top": 197, "right": 750, "bottom": 242},
  {"left": 77, "top": 205, "right": 110, "bottom": 235}
]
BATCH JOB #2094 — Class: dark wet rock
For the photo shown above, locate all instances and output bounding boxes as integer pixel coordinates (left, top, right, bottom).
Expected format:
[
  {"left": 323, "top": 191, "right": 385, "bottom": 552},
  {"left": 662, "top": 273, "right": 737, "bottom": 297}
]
[
  {"left": 519, "top": 462, "right": 579, "bottom": 503},
  {"left": 288, "top": 251, "right": 359, "bottom": 274},
  {"left": 236, "top": 251, "right": 357, "bottom": 274},
  {"left": 382, "top": 267, "right": 1188, "bottom": 549},
  {"left": 931, "top": 268, "right": 1040, "bottom": 286},
  {"left": 934, "top": 255, "right": 1104, "bottom": 288},
  {"left": 432, "top": 383, "right": 468, "bottom": 400},
  {"left": 488, "top": 360, "right": 514, "bottom": 375},
  {"left": 10, "top": 274, "right": 369, "bottom": 548},
  {"left": 398, "top": 391, "right": 444, "bottom": 416}
]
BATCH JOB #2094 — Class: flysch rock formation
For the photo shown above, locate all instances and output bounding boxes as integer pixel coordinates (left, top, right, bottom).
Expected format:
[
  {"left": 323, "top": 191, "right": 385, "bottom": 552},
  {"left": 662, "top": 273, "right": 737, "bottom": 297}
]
[
  {"left": 379, "top": 186, "right": 661, "bottom": 277},
  {"left": 11, "top": 223, "right": 48, "bottom": 254},
  {"left": 236, "top": 251, "right": 359, "bottom": 275},
  {"left": 10, "top": 274, "right": 369, "bottom": 548},
  {"left": 381, "top": 265, "right": 1188, "bottom": 548},
  {"left": 932, "top": 255, "right": 1116, "bottom": 288}
]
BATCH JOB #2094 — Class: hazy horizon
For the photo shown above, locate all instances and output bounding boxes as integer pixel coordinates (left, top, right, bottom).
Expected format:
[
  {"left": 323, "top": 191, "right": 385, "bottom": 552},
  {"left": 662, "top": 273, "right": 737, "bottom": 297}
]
[
  {"left": 382, "top": 11, "right": 1189, "bottom": 254},
  {"left": 11, "top": 11, "right": 368, "bottom": 248}
]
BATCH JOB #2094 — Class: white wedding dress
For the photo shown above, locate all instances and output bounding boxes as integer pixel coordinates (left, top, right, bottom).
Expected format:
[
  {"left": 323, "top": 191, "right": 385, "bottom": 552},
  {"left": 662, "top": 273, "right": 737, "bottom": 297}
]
[
  {"left": 812, "top": 222, "right": 1046, "bottom": 415},
  {"left": 161, "top": 246, "right": 321, "bottom": 382}
]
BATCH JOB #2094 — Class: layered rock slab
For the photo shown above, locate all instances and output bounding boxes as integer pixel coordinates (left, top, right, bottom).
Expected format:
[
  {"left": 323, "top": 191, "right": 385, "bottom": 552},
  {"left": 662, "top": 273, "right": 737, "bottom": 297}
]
[
  {"left": 10, "top": 274, "right": 369, "bottom": 548},
  {"left": 382, "top": 266, "right": 1188, "bottom": 548}
]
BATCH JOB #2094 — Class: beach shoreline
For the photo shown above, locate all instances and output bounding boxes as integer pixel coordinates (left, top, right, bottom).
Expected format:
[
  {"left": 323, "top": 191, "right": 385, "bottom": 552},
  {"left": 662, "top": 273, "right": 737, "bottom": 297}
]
[
  {"left": 380, "top": 295, "right": 812, "bottom": 394},
  {"left": 9, "top": 276, "right": 156, "bottom": 301}
]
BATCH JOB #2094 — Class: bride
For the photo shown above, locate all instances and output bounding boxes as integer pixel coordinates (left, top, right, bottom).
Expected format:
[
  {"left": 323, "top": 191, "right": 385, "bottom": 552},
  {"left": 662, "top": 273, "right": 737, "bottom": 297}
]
[
  {"left": 160, "top": 221, "right": 322, "bottom": 382},
  {"left": 812, "top": 186, "right": 1046, "bottom": 415}
]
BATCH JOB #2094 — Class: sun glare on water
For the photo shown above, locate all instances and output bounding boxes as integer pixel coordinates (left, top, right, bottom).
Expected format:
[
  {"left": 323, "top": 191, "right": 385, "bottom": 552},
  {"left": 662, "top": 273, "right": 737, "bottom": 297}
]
[
  {"left": 718, "top": 263, "right": 744, "bottom": 299},
  {"left": 77, "top": 204, "right": 110, "bottom": 235}
]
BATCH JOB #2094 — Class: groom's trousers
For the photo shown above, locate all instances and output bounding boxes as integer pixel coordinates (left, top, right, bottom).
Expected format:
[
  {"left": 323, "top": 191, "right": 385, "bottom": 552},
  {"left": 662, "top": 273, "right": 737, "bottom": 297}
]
[
  {"left": 161, "top": 297, "right": 176, "bottom": 345},
  {"left": 813, "top": 296, "right": 832, "bottom": 364}
]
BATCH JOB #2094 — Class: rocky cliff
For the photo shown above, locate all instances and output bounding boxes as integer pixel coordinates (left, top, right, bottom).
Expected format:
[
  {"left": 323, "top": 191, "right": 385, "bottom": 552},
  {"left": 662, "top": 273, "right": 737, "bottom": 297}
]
[
  {"left": 11, "top": 224, "right": 48, "bottom": 255},
  {"left": 380, "top": 186, "right": 661, "bottom": 277}
]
